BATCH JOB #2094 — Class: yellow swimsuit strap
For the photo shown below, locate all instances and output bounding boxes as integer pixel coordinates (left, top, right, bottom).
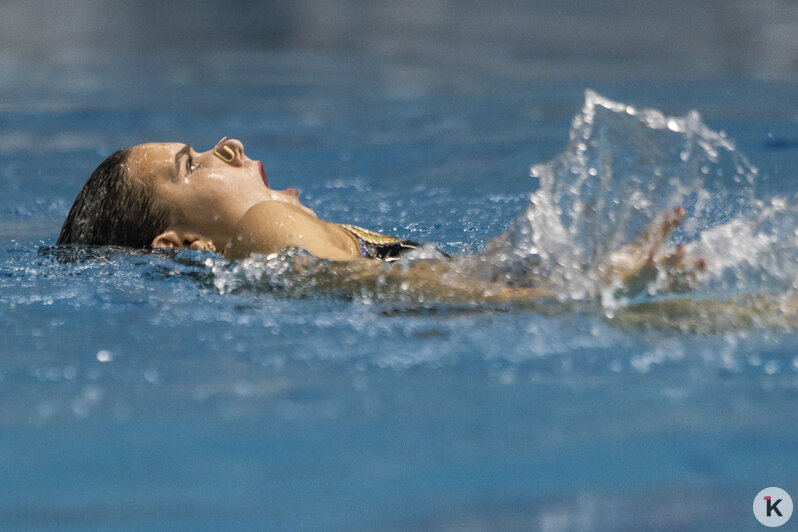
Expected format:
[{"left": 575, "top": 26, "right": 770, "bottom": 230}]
[{"left": 337, "top": 223, "right": 403, "bottom": 246}]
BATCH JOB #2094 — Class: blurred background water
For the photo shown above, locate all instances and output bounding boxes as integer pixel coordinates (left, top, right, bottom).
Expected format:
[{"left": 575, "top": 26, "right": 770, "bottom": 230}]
[{"left": 2, "top": 1, "right": 798, "bottom": 530}]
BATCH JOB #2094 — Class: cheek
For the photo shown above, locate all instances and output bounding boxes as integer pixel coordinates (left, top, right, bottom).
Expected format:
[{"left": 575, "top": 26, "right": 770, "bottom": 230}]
[
  {"left": 196, "top": 180, "right": 256, "bottom": 222},
  {"left": 195, "top": 186, "right": 239, "bottom": 216},
  {"left": 202, "top": 170, "right": 228, "bottom": 183},
  {"left": 177, "top": 170, "right": 265, "bottom": 227},
  {"left": 192, "top": 173, "right": 241, "bottom": 203}
]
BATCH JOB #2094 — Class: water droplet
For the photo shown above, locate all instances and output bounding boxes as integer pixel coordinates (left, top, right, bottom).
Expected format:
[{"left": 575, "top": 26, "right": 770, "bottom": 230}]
[
  {"left": 666, "top": 118, "right": 682, "bottom": 132},
  {"left": 72, "top": 385, "right": 104, "bottom": 418},
  {"left": 764, "top": 360, "right": 779, "bottom": 375},
  {"left": 144, "top": 368, "right": 159, "bottom": 383}
]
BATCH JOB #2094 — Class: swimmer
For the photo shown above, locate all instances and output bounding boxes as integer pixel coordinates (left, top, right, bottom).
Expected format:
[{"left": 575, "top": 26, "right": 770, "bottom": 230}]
[{"left": 58, "top": 137, "right": 704, "bottom": 301}]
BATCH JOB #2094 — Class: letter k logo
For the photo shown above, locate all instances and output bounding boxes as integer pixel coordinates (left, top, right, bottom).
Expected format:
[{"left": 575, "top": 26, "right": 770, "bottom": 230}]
[
  {"left": 754, "top": 488, "right": 792, "bottom": 527},
  {"left": 765, "top": 496, "right": 784, "bottom": 517}
]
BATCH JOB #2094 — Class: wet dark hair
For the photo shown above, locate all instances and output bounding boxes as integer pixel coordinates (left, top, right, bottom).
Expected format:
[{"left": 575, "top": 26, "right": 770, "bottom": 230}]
[{"left": 57, "top": 148, "right": 171, "bottom": 247}]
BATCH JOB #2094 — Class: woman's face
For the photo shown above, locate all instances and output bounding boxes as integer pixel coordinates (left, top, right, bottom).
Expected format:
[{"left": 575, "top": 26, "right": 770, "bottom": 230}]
[{"left": 126, "top": 138, "right": 315, "bottom": 250}]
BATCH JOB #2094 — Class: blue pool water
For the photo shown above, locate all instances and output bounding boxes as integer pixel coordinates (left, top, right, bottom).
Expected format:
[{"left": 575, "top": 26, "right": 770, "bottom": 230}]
[{"left": 3, "top": 2, "right": 798, "bottom": 530}]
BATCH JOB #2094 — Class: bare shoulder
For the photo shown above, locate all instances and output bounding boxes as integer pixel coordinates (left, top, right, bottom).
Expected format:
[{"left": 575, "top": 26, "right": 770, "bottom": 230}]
[
  {"left": 237, "top": 200, "right": 310, "bottom": 230},
  {"left": 224, "top": 201, "right": 360, "bottom": 261}
]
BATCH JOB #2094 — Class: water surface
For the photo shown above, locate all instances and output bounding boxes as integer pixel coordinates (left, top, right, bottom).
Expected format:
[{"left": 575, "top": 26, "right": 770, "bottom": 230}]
[{"left": 2, "top": 2, "right": 798, "bottom": 530}]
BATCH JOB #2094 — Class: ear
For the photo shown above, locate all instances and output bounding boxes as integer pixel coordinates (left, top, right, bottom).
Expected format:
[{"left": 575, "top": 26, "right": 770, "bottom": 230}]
[
  {"left": 151, "top": 230, "right": 216, "bottom": 252},
  {"left": 151, "top": 230, "right": 182, "bottom": 249}
]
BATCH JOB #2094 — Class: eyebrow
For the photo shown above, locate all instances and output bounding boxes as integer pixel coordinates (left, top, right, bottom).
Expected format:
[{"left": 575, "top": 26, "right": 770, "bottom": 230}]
[{"left": 173, "top": 144, "right": 191, "bottom": 176}]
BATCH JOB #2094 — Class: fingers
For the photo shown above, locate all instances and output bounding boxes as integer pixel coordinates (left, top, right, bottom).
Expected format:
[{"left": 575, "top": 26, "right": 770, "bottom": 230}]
[
  {"left": 189, "top": 240, "right": 216, "bottom": 252},
  {"left": 655, "top": 244, "right": 708, "bottom": 273},
  {"left": 656, "top": 247, "right": 708, "bottom": 294},
  {"left": 658, "top": 243, "right": 685, "bottom": 269},
  {"left": 598, "top": 206, "right": 685, "bottom": 283},
  {"left": 597, "top": 206, "right": 713, "bottom": 298},
  {"left": 637, "top": 206, "right": 685, "bottom": 257}
]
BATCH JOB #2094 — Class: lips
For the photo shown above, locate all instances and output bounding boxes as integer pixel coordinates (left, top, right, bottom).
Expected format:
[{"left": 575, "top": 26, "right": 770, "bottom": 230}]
[{"left": 258, "top": 161, "right": 269, "bottom": 188}]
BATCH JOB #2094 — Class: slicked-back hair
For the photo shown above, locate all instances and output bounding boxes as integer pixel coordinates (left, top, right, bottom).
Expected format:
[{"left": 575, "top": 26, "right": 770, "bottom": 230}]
[{"left": 57, "top": 148, "right": 170, "bottom": 248}]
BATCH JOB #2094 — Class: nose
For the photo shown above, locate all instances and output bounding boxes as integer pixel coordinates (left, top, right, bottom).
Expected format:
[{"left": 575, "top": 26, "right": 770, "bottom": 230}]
[{"left": 213, "top": 137, "right": 246, "bottom": 167}]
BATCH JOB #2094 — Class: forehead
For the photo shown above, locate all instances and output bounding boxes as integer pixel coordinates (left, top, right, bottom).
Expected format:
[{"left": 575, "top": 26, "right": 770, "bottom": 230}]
[{"left": 127, "top": 142, "right": 186, "bottom": 182}]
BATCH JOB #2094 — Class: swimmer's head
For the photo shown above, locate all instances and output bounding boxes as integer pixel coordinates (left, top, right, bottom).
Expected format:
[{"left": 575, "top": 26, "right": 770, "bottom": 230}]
[
  {"left": 57, "top": 148, "right": 170, "bottom": 248},
  {"left": 59, "top": 138, "right": 315, "bottom": 251}
]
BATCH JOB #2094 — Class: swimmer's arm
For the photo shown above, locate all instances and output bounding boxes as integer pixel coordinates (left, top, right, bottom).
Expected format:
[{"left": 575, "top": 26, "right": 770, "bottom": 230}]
[
  {"left": 595, "top": 207, "right": 706, "bottom": 296},
  {"left": 224, "top": 201, "right": 360, "bottom": 261},
  {"left": 225, "top": 202, "right": 555, "bottom": 302},
  {"left": 326, "top": 258, "right": 558, "bottom": 303}
]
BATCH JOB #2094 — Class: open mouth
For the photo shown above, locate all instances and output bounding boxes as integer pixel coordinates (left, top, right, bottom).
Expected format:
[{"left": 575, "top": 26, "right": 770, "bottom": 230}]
[{"left": 258, "top": 161, "right": 269, "bottom": 188}]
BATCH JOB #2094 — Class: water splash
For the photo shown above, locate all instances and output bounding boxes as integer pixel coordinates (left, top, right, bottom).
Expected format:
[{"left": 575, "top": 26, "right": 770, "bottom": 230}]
[
  {"left": 485, "top": 90, "right": 795, "bottom": 302},
  {"left": 688, "top": 197, "right": 798, "bottom": 295}
]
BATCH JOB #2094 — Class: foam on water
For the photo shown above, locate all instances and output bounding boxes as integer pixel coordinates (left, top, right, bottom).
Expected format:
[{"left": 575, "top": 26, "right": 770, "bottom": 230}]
[{"left": 688, "top": 196, "right": 798, "bottom": 295}]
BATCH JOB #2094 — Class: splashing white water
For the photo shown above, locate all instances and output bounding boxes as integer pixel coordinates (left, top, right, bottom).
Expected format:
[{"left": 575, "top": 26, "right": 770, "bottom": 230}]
[
  {"left": 688, "top": 197, "right": 798, "bottom": 295},
  {"left": 486, "top": 90, "right": 798, "bottom": 301}
]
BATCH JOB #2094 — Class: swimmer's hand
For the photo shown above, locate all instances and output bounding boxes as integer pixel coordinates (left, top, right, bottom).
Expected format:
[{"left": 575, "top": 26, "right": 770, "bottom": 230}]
[{"left": 595, "top": 207, "right": 707, "bottom": 297}]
